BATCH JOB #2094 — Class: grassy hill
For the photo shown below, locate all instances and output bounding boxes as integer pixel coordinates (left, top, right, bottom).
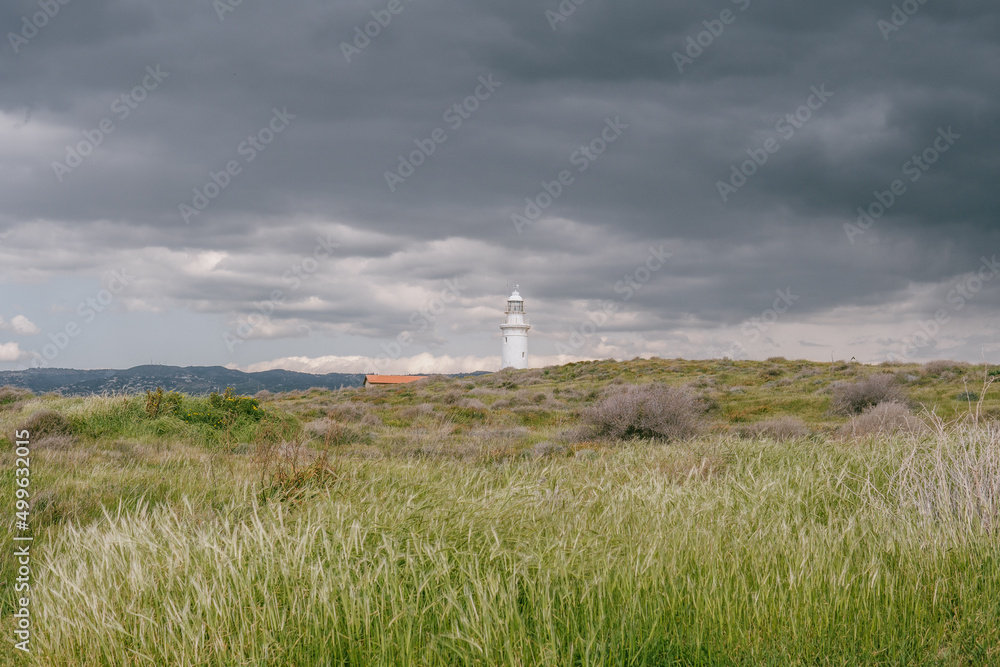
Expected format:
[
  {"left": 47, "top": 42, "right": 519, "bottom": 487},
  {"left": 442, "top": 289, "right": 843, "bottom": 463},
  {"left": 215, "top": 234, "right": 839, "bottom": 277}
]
[{"left": 1, "top": 357, "right": 998, "bottom": 665}]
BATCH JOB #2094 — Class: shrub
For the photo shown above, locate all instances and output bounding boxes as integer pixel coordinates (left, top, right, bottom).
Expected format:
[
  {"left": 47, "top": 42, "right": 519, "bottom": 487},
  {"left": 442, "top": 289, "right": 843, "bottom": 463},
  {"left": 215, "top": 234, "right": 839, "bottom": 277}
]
[
  {"left": 259, "top": 457, "right": 339, "bottom": 504},
  {"left": 923, "top": 359, "right": 968, "bottom": 376},
  {"left": 839, "top": 401, "right": 927, "bottom": 438},
  {"left": 0, "top": 386, "right": 32, "bottom": 407},
  {"left": 303, "top": 418, "right": 337, "bottom": 439},
  {"left": 19, "top": 409, "right": 74, "bottom": 438},
  {"left": 144, "top": 387, "right": 180, "bottom": 418},
  {"left": 440, "top": 390, "right": 462, "bottom": 405},
  {"left": 585, "top": 384, "right": 706, "bottom": 441},
  {"left": 757, "top": 365, "right": 783, "bottom": 379},
  {"left": 145, "top": 387, "right": 164, "bottom": 417},
  {"left": 738, "top": 416, "right": 810, "bottom": 441},
  {"left": 956, "top": 391, "right": 980, "bottom": 402},
  {"left": 208, "top": 388, "right": 262, "bottom": 421},
  {"left": 830, "top": 374, "right": 906, "bottom": 415},
  {"left": 326, "top": 402, "right": 371, "bottom": 422}
]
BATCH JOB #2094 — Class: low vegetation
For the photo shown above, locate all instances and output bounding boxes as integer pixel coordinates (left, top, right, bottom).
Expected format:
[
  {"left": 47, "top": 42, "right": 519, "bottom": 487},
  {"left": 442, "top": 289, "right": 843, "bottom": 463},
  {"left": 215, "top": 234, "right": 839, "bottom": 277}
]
[{"left": 1, "top": 357, "right": 998, "bottom": 665}]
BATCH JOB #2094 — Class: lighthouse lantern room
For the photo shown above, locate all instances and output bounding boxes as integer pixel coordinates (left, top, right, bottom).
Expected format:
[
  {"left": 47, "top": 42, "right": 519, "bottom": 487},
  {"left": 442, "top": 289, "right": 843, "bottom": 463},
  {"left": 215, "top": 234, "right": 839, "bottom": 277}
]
[{"left": 500, "top": 286, "right": 530, "bottom": 369}]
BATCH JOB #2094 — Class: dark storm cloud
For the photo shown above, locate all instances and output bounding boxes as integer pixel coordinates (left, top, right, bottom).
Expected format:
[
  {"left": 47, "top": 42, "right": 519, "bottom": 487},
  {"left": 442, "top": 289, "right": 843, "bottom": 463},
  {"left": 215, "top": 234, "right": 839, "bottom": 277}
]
[{"left": 1, "top": 0, "right": 998, "bottom": 367}]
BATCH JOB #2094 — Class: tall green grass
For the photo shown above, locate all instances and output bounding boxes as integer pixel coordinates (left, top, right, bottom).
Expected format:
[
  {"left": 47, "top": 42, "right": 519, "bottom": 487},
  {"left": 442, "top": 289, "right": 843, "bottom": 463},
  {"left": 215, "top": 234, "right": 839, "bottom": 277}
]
[{"left": 22, "top": 428, "right": 1000, "bottom": 666}]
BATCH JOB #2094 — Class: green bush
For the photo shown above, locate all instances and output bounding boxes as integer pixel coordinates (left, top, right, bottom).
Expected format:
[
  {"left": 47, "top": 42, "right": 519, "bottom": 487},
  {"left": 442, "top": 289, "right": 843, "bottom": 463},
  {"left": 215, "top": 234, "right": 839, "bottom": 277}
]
[{"left": 177, "top": 388, "right": 263, "bottom": 429}]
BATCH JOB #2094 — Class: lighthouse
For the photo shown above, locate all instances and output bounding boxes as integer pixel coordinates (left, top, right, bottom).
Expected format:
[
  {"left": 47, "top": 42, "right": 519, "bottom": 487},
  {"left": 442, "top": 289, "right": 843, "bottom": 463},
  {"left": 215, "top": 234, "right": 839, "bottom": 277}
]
[{"left": 500, "top": 286, "right": 530, "bottom": 369}]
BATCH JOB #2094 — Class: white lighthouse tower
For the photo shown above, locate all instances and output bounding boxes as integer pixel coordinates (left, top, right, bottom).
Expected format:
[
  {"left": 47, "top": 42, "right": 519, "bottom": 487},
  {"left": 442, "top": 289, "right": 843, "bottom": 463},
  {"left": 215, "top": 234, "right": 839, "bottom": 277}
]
[{"left": 500, "top": 286, "right": 530, "bottom": 369}]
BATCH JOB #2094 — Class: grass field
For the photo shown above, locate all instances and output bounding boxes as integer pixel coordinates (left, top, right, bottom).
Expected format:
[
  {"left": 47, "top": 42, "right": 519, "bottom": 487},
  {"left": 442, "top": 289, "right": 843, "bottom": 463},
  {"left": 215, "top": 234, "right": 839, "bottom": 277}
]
[{"left": 1, "top": 357, "right": 999, "bottom": 665}]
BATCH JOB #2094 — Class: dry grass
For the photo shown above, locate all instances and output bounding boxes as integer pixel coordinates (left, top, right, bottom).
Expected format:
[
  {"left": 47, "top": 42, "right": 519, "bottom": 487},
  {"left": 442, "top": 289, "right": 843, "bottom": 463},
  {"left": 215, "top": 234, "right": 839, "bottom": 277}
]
[
  {"left": 738, "top": 415, "right": 810, "bottom": 441},
  {"left": 839, "top": 401, "right": 928, "bottom": 439},
  {"left": 896, "top": 422, "right": 1000, "bottom": 536}
]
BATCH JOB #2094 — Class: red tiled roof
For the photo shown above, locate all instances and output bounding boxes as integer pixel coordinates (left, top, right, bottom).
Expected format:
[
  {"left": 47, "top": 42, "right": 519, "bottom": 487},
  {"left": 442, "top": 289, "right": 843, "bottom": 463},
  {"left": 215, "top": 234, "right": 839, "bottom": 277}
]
[{"left": 364, "top": 375, "right": 428, "bottom": 385}]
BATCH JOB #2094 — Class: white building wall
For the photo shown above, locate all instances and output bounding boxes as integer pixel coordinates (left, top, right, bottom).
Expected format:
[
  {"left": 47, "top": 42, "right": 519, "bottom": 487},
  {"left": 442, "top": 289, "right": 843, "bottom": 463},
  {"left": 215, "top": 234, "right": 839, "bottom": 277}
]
[{"left": 501, "top": 329, "right": 528, "bottom": 369}]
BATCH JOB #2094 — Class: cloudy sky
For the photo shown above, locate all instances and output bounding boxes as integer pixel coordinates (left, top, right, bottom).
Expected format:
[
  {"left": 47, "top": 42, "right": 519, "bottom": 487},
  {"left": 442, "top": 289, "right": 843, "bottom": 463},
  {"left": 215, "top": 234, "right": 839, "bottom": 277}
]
[{"left": 1, "top": 0, "right": 998, "bottom": 374}]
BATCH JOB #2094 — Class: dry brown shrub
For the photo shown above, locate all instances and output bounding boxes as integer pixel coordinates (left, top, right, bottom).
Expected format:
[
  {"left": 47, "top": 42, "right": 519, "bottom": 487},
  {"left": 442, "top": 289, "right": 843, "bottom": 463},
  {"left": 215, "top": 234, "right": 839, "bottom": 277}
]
[
  {"left": 458, "top": 397, "right": 487, "bottom": 410},
  {"left": 0, "top": 386, "right": 32, "bottom": 409},
  {"left": 839, "top": 401, "right": 928, "bottom": 438},
  {"left": 585, "top": 383, "right": 706, "bottom": 441},
  {"left": 18, "top": 410, "right": 74, "bottom": 438},
  {"left": 923, "top": 359, "right": 969, "bottom": 376},
  {"left": 758, "top": 365, "right": 784, "bottom": 379},
  {"left": 359, "top": 412, "right": 383, "bottom": 427},
  {"left": 440, "top": 390, "right": 462, "bottom": 405},
  {"left": 830, "top": 374, "right": 906, "bottom": 415},
  {"left": 325, "top": 402, "right": 371, "bottom": 422},
  {"left": 554, "top": 425, "right": 595, "bottom": 444},
  {"left": 738, "top": 416, "right": 810, "bottom": 441},
  {"left": 468, "top": 386, "right": 502, "bottom": 397},
  {"left": 303, "top": 418, "right": 337, "bottom": 439}
]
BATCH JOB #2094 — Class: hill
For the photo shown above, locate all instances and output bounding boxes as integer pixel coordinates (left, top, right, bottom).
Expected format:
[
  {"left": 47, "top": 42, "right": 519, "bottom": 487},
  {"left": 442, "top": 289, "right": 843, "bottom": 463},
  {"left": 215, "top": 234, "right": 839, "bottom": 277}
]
[{"left": 0, "top": 364, "right": 366, "bottom": 395}]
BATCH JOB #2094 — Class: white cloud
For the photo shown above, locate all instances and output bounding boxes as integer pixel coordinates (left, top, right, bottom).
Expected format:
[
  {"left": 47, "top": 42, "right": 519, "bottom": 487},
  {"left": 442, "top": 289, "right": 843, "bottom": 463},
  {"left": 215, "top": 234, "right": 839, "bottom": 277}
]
[
  {"left": 240, "top": 352, "right": 600, "bottom": 375},
  {"left": 0, "top": 315, "right": 40, "bottom": 335},
  {"left": 0, "top": 342, "right": 28, "bottom": 362}
]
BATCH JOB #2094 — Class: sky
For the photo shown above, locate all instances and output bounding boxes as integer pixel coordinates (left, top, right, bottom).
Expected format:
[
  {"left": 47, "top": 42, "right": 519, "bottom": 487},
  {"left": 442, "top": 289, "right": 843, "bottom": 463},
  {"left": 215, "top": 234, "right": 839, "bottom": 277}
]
[{"left": 1, "top": 0, "right": 998, "bottom": 374}]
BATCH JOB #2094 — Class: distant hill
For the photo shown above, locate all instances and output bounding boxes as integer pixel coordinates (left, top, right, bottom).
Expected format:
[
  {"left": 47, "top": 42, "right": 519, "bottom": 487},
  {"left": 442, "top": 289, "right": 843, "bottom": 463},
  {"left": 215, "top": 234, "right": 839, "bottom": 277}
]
[{"left": 0, "top": 364, "right": 369, "bottom": 396}]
